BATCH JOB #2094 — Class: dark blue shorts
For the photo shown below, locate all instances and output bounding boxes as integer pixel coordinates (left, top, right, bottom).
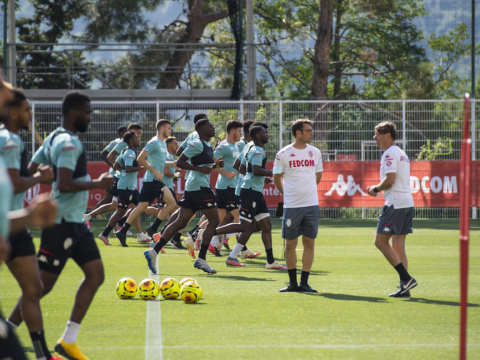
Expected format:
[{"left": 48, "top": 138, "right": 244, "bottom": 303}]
[
  {"left": 178, "top": 187, "right": 217, "bottom": 213},
  {"left": 138, "top": 180, "right": 166, "bottom": 204},
  {"left": 239, "top": 188, "right": 269, "bottom": 223},
  {"left": 215, "top": 187, "right": 239, "bottom": 212},
  {"left": 376, "top": 205, "right": 413, "bottom": 235},
  {"left": 117, "top": 189, "right": 139, "bottom": 208}
]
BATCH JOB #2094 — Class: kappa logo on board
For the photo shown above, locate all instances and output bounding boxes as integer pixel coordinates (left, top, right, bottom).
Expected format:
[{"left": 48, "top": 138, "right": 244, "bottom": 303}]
[{"left": 325, "top": 175, "right": 367, "bottom": 197}]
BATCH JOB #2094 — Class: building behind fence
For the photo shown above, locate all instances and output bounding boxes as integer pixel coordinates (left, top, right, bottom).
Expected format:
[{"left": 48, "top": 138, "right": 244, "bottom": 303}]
[{"left": 21, "top": 100, "right": 480, "bottom": 219}]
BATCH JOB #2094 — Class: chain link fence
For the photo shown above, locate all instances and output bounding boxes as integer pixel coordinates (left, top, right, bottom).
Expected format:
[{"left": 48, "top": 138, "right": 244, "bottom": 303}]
[{"left": 21, "top": 99, "right": 480, "bottom": 219}]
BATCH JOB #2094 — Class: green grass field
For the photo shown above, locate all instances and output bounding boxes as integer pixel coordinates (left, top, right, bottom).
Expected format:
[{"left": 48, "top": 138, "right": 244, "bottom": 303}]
[{"left": 1, "top": 219, "right": 479, "bottom": 360}]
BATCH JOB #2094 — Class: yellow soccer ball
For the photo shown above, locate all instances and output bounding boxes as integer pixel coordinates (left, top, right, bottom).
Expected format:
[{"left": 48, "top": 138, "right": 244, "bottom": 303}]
[
  {"left": 180, "top": 281, "right": 202, "bottom": 304},
  {"left": 116, "top": 278, "right": 138, "bottom": 299},
  {"left": 179, "top": 277, "right": 197, "bottom": 287},
  {"left": 138, "top": 278, "right": 160, "bottom": 300},
  {"left": 159, "top": 278, "right": 180, "bottom": 300}
]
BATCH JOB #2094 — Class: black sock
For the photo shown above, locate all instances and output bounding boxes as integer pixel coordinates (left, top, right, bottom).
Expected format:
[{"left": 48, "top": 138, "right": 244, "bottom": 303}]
[
  {"left": 120, "top": 223, "right": 131, "bottom": 234},
  {"left": 213, "top": 230, "right": 218, "bottom": 236},
  {"left": 300, "top": 271, "right": 310, "bottom": 285},
  {"left": 30, "top": 331, "right": 51, "bottom": 359},
  {"left": 102, "top": 225, "right": 113, "bottom": 237},
  {"left": 150, "top": 218, "right": 163, "bottom": 232},
  {"left": 174, "top": 232, "right": 182, "bottom": 241},
  {"left": 242, "top": 245, "right": 248, "bottom": 251},
  {"left": 118, "top": 216, "right": 127, "bottom": 226},
  {"left": 199, "top": 244, "right": 208, "bottom": 259},
  {"left": 190, "top": 225, "right": 199, "bottom": 234},
  {"left": 266, "top": 248, "right": 274, "bottom": 264},
  {"left": 153, "top": 237, "right": 169, "bottom": 253},
  {"left": 288, "top": 268, "right": 298, "bottom": 286},
  {"left": 394, "top": 263, "right": 412, "bottom": 282}
]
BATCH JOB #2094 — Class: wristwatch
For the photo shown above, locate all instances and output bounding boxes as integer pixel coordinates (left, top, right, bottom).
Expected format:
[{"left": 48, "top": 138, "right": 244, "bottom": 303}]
[{"left": 373, "top": 187, "right": 378, "bottom": 193}]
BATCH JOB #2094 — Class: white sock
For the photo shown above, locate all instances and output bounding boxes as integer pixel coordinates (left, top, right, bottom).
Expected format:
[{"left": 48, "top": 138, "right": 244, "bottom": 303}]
[
  {"left": 6, "top": 319, "right": 18, "bottom": 331},
  {"left": 137, "top": 232, "right": 144, "bottom": 237},
  {"left": 229, "top": 243, "right": 244, "bottom": 259},
  {"left": 210, "top": 235, "right": 219, "bottom": 247},
  {"left": 63, "top": 320, "right": 81, "bottom": 344},
  {"left": 226, "top": 232, "right": 240, "bottom": 238}
]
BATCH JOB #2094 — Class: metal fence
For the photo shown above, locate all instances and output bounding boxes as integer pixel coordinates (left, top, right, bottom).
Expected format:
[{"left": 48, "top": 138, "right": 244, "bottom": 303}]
[{"left": 23, "top": 99, "right": 480, "bottom": 219}]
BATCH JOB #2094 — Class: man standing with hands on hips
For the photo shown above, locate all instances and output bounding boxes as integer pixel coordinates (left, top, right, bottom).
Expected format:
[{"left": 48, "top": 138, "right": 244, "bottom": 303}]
[
  {"left": 273, "top": 119, "right": 323, "bottom": 292},
  {"left": 367, "top": 121, "right": 417, "bottom": 298}
]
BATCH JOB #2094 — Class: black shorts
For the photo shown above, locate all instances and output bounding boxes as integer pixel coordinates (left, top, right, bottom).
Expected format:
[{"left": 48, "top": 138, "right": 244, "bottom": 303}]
[
  {"left": 38, "top": 220, "right": 101, "bottom": 275},
  {"left": 239, "top": 188, "right": 270, "bottom": 223},
  {"left": 215, "top": 187, "right": 239, "bottom": 212},
  {"left": 117, "top": 189, "right": 139, "bottom": 208},
  {"left": 158, "top": 188, "right": 177, "bottom": 207},
  {"left": 8, "top": 229, "right": 36, "bottom": 261},
  {"left": 376, "top": 205, "right": 414, "bottom": 235},
  {"left": 178, "top": 187, "right": 217, "bottom": 213},
  {"left": 138, "top": 180, "right": 166, "bottom": 204},
  {"left": 108, "top": 177, "right": 119, "bottom": 197},
  {"left": 0, "top": 310, "right": 27, "bottom": 360}
]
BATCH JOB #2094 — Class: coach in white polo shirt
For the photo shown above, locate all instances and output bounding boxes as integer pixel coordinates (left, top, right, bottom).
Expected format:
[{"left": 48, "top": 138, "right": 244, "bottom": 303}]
[
  {"left": 273, "top": 119, "right": 323, "bottom": 293},
  {"left": 367, "top": 121, "right": 417, "bottom": 298}
]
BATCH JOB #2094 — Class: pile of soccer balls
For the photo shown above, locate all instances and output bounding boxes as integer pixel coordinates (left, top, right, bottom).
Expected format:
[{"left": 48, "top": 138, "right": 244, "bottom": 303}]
[{"left": 116, "top": 277, "right": 202, "bottom": 303}]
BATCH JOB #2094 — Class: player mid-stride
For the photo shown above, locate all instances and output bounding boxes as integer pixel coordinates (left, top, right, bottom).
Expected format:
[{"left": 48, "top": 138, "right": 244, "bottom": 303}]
[{"left": 367, "top": 121, "right": 417, "bottom": 298}]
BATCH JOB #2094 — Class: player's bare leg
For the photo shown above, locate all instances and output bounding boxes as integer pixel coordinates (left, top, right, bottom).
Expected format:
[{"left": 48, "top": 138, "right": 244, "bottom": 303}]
[
  {"left": 146, "top": 188, "right": 177, "bottom": 237},
  {"left": 85, "top": 200, "right": 117, "bottom": 221},
  {"left": 392, "top": 234, "right": 408, "bottom": 270},
  {"left": 92, "top": 192, "right": 113, "bottom": 211}
]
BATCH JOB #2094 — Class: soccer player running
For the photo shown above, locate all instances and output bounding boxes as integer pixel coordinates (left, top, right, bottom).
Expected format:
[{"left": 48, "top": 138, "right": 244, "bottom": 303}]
[
  {"left": 215, "top": 125, "right": 287, "bottom": 270},
  {"left": 273, "top": 119, "right": 323, "bottom": 293},
  {"left": 0, "top": 89, "right": 65, "bottom": 360},
  {"left": 7, "top": 92, "right": 114, "bottom": 360},
  {"left": 115, "top": 119, "right": 177, "bottom": 245},
  {"left": 367, "top": 121, "right": 417, "bottom": 297},
  {"left": 99, "top": 131, "right": 144, "bottom": 245},
  {"left": 144, "top": 119, "right": 224, "bottom": 274}
]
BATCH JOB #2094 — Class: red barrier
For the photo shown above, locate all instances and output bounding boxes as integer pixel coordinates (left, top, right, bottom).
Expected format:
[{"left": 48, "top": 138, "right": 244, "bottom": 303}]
[{"left": 24, "top": 160, "right": 477, "bottom": 209}]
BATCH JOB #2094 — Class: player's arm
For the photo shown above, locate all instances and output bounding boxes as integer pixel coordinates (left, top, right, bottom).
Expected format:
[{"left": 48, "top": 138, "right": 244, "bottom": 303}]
[
  {"left": 137, "top": 150, "right": 163, "bottom": 181},
  {"left": 57, "top": 167, "right": 113, "bottom": 192},
  {"left": 273, "top": 174, "right": 284, "bottom": 195},
  {"left": 7, "top": 167, "right": 53, "bottom": 193},
  {"left": 176, "top": 153, "right": 211, "bottom": 174},
  {"left": 316, "top": 172, "right": 322, "bottom": 185},
  {"left": 100, "top": 149, "right": 114, "bottom": 168},
  {"left": 8, "top": 193, "right": 57, "bottom": 234},
  {"left": 251, "top": 151, "right": 271, "bottom": 177},
  {"left": 272, "top": 153, "right": 285, "bottom": 195},
  {"left": 367, "top": 173, "right": 395, "bottom": 196},
  {"left": 176, "top": 137, "right": 189, "bottom": 157},
  {"left": 233, "top": 159, "right": 241, "bottom": 172},
  {"left": 112, "top": 161, "right": 122, "bottom": 172},
  {"left": 163, "top": 166, "right": 175, "bottom": 177},
  {"left": 124, "top": 154, "right": 143, "bottom": 173},
  {"left": 107, "top": 149, "right": 119, "bottom": 163}
]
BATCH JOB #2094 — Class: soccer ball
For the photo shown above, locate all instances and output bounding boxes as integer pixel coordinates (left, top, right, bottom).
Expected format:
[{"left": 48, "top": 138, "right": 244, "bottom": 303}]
[
  {"left": 180, "top": 281, "right": 202, "bottom": 304},
  {"left": 179, "top": 277, "right": 197, "bottom": 287},
  {"left": 159, "top": 278, "right": 180, "bottom": 300},
  {"left": 116, "top": 278, "right": 138, "bottom": 299},
  {"left": 138, "top": 278, "right": 160, "bottom": 300}
]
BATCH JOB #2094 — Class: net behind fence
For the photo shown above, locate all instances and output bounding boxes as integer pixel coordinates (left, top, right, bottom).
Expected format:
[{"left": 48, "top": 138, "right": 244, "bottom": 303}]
[{"left": 22, "top": 99, "right": 479, "bottom": 219}]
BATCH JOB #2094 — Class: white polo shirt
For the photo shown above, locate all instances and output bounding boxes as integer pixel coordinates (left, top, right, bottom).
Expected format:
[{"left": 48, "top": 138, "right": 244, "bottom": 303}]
[
  {"left": 380, "top": 145, "right": 414, "bottom": 209},
  {"left": 273, "top": 144, "right": 323, "bottom": 209}
]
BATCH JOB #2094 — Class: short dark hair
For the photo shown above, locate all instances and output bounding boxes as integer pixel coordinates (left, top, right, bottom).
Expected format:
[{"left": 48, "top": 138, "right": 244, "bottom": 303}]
[
  {"left": 62, "top": 91, "right": 91, "bottom": 118},
  {"left": 128, "top": 123, "right": 142, "bottom": 131},
  {"left": 195, "top": 119, "right": 210, "bottom": 132},
  {"left": 249, "top": 126, "right": 264, "bottom": 139},
  {"left": 123, "top": 130, "right": 137, "bottom": 145},
  {"left": 253, "top": 121, "right": 269, "bottom": 130},
  {"left": 193, "top": 113, "right": 208, "bottom": 124},
  {"left": 156, "top": 119, "right": 171, "bottom": 130},
  {"left": 291, "top": 119, "right": 313, "bottom": 138},
  {"left": 117, "top": 126, "right": 128, "bottom": 136},
  {"left": 166, "top": 136, "right": 177, "bottom": 145},
  {"left": 243, "top": 119, "right": 254, "bottom": 134},
  {"left": 6, "top": 89, "right": 27, "bottom": 108},
  {"left": 375, "top": 121, "right": 397, "bottom": 141},
  {"left": 226, "top": 120, "right": 243, "bottom": 134}
]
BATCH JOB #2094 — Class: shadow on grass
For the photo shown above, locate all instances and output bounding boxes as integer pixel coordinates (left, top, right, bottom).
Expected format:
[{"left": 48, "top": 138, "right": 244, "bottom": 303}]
[
  {"left": 305, "top": 292, "right": 388, "bottom": 303},
  {"left": 206, "top": 274, "right": 276, "bottom": 282},
  {"left": 406, "top": 297, "right": 480, "bottom": 308}
]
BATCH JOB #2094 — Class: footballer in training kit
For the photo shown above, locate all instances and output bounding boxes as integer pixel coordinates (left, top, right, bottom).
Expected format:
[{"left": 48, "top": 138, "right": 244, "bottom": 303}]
[
  {"left": 273, "top": 119, "right": 323, "bottom": 293},
  {"left": 145, "top": 119, "right": 224, "bottom": 275},
  {"left": 7, "top": 92, "right": 114, "bottom": 360},
  {"left": 367, "top": 121, "right": 417, "bottom": 298}
]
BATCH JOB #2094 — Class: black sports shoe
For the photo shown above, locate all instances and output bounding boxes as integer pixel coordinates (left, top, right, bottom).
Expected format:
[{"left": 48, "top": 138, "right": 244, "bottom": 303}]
[
  {"left": 298, "top": 283, "right": 318, "bottom": 293},
  {"left": 115, "top": 231, "right": 128, "bottom": 247},
  {"left": 399, "top": 290, "right": 411, "bottom": 298},
  {"left": 118, "top": 216, "right": 127, "bottom": 227},
  {"left": 145, "top": 227, "right": 156, "bottom": 238},
  {"left": 223, "top": 240, "right": 231, "bottom": 251},
  {"left": 389, "top": 278, "right": 417, "bottom": 297},
  {"left": 169, "top": 238, "right": 186, "bottom": 250},
  {"left": 279, "top": 283, "right": 299, "bottom": 292}
]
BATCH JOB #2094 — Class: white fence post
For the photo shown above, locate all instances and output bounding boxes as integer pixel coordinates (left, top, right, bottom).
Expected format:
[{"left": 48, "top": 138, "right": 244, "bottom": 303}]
[
  {"left": 31, "top": 102, "right": 35, "bottom": 154},
  {"left": 472, "top": 100, "right": 477, "bottom": 219},
  {"left": 279, "top": 101, "right": 283, "bottom": 150},
  {"left": 402, "top": 100, "right": 406, "bottom": 151},
  {"left": 239, "top": 100, "right": 244, "bottom": 122},
  {"left": 156, "top": 101, "right": 159, "bottom": 122}
]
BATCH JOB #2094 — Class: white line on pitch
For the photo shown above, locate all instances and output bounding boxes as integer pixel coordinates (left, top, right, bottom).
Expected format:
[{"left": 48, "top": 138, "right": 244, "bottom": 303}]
[
  {"left": 84, "top": 343, "right": 480, "bottom": 350},
  {"left": 145, "top": 250, "right": 162, "bottom": 360}
]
